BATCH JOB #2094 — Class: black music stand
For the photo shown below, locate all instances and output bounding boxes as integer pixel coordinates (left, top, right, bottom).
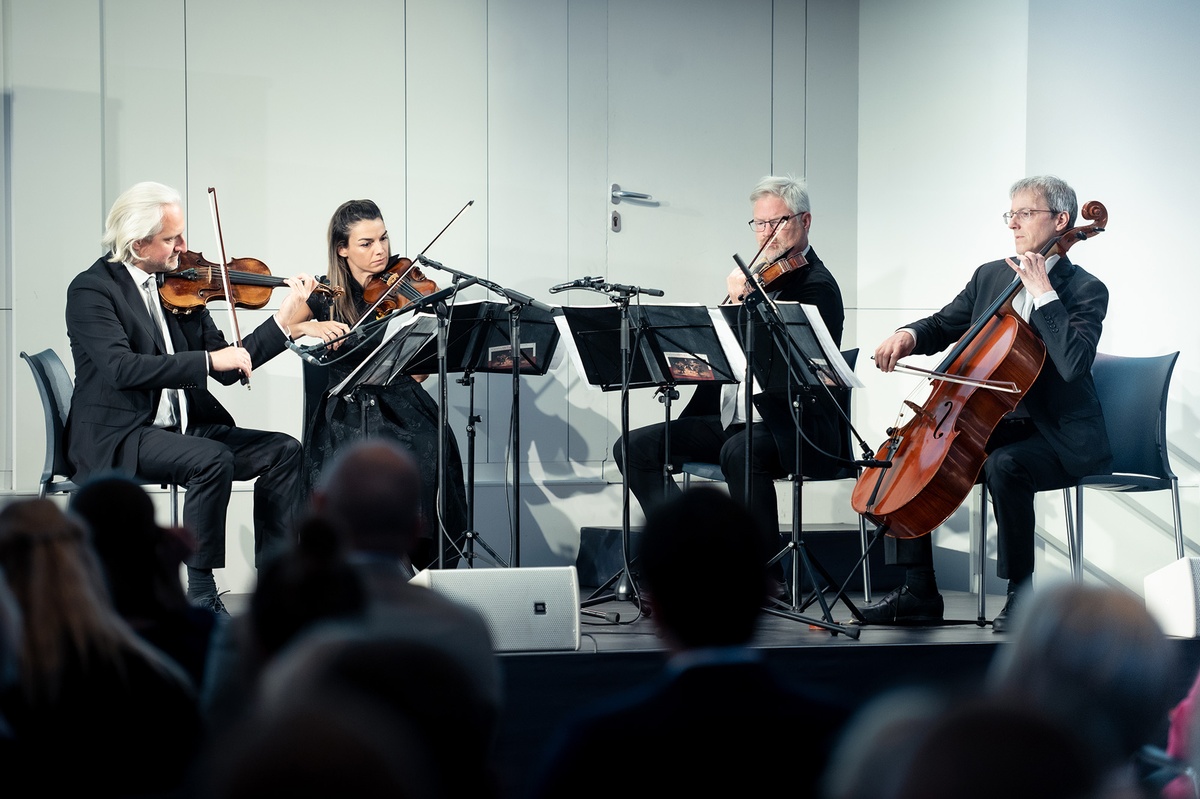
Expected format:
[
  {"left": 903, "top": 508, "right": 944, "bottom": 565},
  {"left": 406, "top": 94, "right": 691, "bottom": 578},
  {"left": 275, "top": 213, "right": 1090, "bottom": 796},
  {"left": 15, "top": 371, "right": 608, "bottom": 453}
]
[
  {"left": 326, "top": 284, "right": 479, "bottom": 569},
  {"left": 558, "top": 303, "right": 739, "bottom": 609},
  {"left": 720, "top": 299, "right": 861, "bottom": 637},
  {"left": 403, "top": 299, "right": 560, "bottom": 568}
]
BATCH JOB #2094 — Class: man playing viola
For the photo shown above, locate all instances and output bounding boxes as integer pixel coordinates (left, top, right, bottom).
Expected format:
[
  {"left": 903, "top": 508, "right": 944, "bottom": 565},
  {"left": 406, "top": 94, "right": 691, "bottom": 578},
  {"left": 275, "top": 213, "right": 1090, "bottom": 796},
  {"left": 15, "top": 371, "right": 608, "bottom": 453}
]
[
  {"left": 613, "top": 175, "right": 845, "bottom": 597},
  {"left": 65, "top": 181, "right": 326, "bottom": 613},
  {"left": 859, "top": 175, "right": 1111, "bottom": 631}
]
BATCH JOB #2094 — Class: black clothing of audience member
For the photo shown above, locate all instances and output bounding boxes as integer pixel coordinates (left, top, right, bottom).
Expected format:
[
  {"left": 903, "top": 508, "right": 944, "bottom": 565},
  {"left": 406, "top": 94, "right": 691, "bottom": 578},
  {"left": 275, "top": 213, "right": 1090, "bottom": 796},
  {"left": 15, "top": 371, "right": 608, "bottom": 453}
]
[
  {"left": 532, "top": 487, "right": 849, "bottom": 798},
  {"left": 0, "top": 499, "right": 202, "bottom": 797},
  {"left": 70, "top": 474, "right": 219, "bottom": 688}
]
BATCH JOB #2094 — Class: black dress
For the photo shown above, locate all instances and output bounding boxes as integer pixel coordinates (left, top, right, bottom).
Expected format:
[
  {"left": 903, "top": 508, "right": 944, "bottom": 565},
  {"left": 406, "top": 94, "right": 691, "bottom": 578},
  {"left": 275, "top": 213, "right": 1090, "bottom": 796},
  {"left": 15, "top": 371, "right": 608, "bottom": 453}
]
[{"left": 303, "top": 281, "right": 469, "bottom": 569}]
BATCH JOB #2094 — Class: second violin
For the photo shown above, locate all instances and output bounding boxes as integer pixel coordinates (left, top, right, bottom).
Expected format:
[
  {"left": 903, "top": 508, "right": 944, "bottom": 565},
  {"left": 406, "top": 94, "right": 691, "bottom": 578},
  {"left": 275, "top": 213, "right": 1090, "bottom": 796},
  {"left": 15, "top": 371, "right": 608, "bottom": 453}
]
[{"left": 360, "top": 254, "right": 439, "bottom": 320}]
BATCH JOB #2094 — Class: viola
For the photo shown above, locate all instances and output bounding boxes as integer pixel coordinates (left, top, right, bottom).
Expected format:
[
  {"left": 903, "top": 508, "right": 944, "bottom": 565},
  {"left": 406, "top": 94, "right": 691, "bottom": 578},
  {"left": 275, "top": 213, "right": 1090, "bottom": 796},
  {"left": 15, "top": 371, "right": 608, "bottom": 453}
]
[
  {"left": 159, "top": 250, "right": 342, "bottom": 315},
  {"left": 850, "top": 201, "right": 1108, "bottom": 540},
  {"left": 359, "top": 254, "right": 439, "bottom": 320}
]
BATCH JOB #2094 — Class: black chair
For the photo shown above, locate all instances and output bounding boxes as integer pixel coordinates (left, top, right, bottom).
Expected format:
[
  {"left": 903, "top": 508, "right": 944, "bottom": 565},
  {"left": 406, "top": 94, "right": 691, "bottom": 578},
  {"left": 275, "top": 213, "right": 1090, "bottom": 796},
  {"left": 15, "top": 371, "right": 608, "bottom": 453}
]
[
  {"left": 680, "top": 348, "right": 873, "bottom": 598},
  {"left": 20, "top": 348, "right": 179, "bottom": 523},
  {"left": 977, "top": 351, "right": 1183, "bottom": 617},
  {"left": 1069, "top": 351, "right": 1184, "bottom": 574}
]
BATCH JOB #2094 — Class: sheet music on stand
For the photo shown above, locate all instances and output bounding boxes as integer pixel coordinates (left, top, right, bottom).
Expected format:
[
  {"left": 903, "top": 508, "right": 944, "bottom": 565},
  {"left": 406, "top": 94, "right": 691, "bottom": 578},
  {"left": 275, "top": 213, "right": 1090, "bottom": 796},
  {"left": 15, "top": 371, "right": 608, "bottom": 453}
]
[
  {"left": 718, "top": 301, "right": 862, "bottom": 391},
  {"left": 400, "top": 300, "right": 564, "bottom": 376},
  {"left": 328, "top": 311, "right": 436, "bottom": 396},
  {"left": 556, "top": 303, "right": 741, "bottom": 391}
]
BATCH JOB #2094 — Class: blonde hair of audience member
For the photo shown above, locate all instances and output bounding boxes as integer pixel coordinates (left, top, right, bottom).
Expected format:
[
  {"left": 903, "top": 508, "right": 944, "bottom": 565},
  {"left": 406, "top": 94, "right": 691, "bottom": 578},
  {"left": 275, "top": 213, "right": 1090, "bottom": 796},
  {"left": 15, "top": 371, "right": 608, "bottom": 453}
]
[
  {"left": 988, "top": 580, "right": 1176, "bottom": 769},
  {"left": 0, "top": 499, "right": 185, "bottom": 700}
]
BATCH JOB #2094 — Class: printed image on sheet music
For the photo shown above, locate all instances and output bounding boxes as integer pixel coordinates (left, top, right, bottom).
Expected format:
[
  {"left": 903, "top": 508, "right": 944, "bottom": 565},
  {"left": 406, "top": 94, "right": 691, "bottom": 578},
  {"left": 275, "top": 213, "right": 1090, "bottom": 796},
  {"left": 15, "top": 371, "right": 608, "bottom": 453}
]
[
  {"left": 665, "top": 351, "right": 716, "bottom": 382},
  {"left": 488, "top": 343, "right": 538, "bottom": 373}
]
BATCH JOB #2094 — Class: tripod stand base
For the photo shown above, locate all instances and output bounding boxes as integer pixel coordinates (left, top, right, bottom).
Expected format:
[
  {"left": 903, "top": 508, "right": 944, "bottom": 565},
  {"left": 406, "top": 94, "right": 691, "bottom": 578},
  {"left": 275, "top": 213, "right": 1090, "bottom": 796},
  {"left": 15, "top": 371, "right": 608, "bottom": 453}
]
[{"left": 764, "top": 603, "right": 860, "bottom": 638}]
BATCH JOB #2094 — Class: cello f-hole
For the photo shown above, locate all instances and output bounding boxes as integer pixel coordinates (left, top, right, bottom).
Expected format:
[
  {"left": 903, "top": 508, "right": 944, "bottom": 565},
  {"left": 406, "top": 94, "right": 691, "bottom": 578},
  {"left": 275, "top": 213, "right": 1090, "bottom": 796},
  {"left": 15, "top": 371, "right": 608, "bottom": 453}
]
[{"left": 933, "top": 401, "right": 955, "bottom": 438}]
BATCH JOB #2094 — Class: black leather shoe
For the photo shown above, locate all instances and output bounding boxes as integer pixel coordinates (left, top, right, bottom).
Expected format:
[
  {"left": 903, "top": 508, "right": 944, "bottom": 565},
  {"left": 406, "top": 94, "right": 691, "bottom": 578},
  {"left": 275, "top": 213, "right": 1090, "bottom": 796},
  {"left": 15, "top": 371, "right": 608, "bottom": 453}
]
[
  {"left": 768, "top": 578, "right": 791, "bottom": 603},
  {"left": 191, "top": 590, "right": 230, "bottom": 617},
  {"left": 992, "top": 592, "right": 1016, "bottom": 633},
  {"left": 855, "top": 585, "right": 944, "bottom": 625}
]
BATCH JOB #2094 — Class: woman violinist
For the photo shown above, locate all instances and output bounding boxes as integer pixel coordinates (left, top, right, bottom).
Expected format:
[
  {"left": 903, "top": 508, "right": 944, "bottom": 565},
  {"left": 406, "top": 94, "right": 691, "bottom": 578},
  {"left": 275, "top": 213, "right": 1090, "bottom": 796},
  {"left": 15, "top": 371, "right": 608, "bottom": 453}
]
[
  {"left": 857, "top": 176, "right": 1111, "bottom": 631},
  {"left": 297, "top": 199, "right": 468, "bottom": 570}
]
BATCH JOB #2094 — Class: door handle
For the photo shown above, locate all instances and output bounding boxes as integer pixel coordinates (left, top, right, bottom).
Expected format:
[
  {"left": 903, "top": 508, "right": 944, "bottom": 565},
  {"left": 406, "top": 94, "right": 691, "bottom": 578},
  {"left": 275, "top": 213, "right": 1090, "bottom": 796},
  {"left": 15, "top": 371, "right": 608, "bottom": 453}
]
[{"left": 610, "top": 183, "right": 652, "bottom": 204}]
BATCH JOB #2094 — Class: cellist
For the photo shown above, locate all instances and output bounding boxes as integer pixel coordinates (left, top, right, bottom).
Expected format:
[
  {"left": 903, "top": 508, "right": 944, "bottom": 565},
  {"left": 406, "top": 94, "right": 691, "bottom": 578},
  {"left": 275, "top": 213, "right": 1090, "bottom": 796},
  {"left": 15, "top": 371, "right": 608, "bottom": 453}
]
[{"left": 860, "top": 176, "right": 1111, "bottom": 631}]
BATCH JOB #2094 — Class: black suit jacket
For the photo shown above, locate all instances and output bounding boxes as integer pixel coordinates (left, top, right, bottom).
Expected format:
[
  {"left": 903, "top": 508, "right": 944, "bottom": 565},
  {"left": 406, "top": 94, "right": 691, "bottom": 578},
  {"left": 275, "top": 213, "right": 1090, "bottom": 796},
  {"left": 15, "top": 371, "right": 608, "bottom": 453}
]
[
  {"left": 680, "top": 247, "right": 846, "bottom": 476},
  {"left": 906, "top": 255, "right": 1112, "bottom": 477},
  {"left": 64, "top": 256, "right": 288, "bottom": 479}
]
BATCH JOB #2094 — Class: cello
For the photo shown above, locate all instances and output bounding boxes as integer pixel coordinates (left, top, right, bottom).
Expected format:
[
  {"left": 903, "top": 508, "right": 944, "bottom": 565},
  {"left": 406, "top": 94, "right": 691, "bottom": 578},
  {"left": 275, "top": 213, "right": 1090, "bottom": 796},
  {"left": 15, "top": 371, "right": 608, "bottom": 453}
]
[{"left": 850, "top": 201, "right": 1108, "bottom": 539}]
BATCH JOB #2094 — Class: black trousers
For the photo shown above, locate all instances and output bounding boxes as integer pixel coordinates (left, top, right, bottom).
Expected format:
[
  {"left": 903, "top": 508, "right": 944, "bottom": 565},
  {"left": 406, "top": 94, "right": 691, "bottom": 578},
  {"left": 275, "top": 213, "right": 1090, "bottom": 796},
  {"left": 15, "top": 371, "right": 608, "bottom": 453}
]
[
  {"left": 886, "top": 420, "right": 1076, "bottom": 584},
  {"left": 136, "top": 423, "right": 303, "bottom": 570},
  {"left": 612, "top": 415, "right": 784, "bottom": 557}
]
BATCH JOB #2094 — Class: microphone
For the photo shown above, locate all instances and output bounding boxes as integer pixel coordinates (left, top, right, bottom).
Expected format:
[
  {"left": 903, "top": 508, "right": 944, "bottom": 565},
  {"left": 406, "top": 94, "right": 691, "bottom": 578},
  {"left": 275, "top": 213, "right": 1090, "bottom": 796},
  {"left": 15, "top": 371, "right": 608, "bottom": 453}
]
[
  {"left": 606, "top": 281, "right": 665, "bottom": 297},
  {"left": 417, "top": 255, "right": 445, "bottom": 270},
  {"left": 285, "top": 338, "right": 325, "bottom": 366},
  {"left": 549, "top": 276, "right": 605, "bottom": 293}
]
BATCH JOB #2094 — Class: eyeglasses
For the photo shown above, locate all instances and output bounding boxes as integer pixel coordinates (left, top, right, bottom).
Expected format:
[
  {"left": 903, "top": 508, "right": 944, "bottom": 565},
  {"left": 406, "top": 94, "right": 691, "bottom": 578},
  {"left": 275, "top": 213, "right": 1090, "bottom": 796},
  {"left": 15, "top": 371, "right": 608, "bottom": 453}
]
[
  {"left": 1002, "top": 209, "right": 1056, "bottom": 224},
  {"left": 748, "top": 215, "right": 793, "bottom": 232}
]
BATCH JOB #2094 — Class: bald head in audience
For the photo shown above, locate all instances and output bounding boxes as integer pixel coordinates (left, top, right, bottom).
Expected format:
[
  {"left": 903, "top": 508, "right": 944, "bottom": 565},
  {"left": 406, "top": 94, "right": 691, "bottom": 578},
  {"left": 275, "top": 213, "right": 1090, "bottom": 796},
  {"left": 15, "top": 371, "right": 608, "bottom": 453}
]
[{"left": 311, "top": 441, "right": 425, "bottom": 561}]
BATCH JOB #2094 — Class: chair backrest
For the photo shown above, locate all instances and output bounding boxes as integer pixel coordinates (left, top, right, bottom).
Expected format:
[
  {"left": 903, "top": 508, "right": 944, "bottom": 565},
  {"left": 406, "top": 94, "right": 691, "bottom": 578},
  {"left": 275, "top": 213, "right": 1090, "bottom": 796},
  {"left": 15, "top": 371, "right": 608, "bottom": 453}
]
[
  {"left": 20, "top": 348, "right": 75, "bottom": 488},
  {"left": 1092, "top": 351, "right": 1178, "bottom": 479},
  {"left": 833, "top": 348, "right": 859, "bottom": 476}
]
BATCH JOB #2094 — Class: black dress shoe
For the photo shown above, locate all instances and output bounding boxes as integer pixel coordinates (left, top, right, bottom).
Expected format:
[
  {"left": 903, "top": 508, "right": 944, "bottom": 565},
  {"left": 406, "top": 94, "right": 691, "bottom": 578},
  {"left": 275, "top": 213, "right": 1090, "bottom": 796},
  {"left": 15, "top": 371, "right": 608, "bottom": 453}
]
[
  {"left": 992, "top": 591, "right": 1017, "bottom": 633},
  {"left": 855, "top": 585, "right": 944, "bottom": 625},
  {"left": 191, "top": 590, "right": 230, "bottom": 617}
]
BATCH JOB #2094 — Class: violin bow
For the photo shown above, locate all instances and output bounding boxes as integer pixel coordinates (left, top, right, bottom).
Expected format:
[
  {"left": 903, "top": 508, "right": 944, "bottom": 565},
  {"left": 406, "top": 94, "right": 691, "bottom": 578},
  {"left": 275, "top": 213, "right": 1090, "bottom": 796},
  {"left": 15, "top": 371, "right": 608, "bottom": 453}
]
[
  {"left": 352, "top": 200, "right": 475, "bottom": 331},
  {"left": 208, "top": 187, "right": 249, "bottom": 388},
  {"left": 723, "top": 217, "right": 788, "bottom": 305}
]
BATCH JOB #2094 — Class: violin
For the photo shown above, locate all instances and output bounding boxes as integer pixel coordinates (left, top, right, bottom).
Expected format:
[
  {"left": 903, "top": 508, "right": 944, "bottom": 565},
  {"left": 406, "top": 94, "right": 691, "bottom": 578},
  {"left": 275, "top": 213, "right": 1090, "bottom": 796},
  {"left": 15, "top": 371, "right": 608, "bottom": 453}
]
[
  {"left": 159, "top": 250, "right": 342, "bottom": 315},
  {"left": 359, "top": 254, "right": 439, "bottom": 320},
  {"left": 850, "top": 201, "right": 1109, "bottom": 540},
  {"left": 754, "top": 250, "right": 808, "bottom": 292}
]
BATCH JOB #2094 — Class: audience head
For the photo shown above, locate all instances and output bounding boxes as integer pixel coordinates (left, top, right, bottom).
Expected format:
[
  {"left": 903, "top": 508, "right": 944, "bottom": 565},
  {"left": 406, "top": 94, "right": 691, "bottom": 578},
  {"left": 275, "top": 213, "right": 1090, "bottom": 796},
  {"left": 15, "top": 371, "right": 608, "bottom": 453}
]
[
  {"left": 988, "top": 580, "right": 1176, "bottom": 768},
  {"left": 825, "top": 689, "right": 1098, "bottom": 799},
  {"left": 0, "top": 498, "right": 133, "bottom": 698},
  {"left": 823, "top": 686, "right": 950, "bottom": 799},
  {"left": 312, "top": 440, "right": 424, "bottom": 559},
  {"left": 203, "top": 691, "right": 438, "bottom": 799},
  {"left": 890, "top": 698, "right": 1098, "bottom": 799},
  {"left": 70, "top": 474, "right": 191, "bottom": 617},
  {"left": 639, "top": 486, "right": 768, "bottom": 650},
  {"left": 208, "top": 625, "right": 495, "bottom": 797},
  {"left": 250, "top": 516, "right": 367, "bottom": 659}
]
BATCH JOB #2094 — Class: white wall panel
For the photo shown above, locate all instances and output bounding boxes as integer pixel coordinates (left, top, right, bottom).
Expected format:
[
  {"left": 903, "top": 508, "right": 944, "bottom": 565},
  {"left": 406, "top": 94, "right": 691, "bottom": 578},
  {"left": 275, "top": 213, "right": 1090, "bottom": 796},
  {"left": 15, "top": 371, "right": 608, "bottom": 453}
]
[
  {"left": 857, "top": 1, "right": 1028, "bottom": 316},
  {"left": 1023, "top": 0, "right": 1200, "bottom": 587},
  {"left": 8, "top": 0, "right": 103, "bottom": 494}
]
